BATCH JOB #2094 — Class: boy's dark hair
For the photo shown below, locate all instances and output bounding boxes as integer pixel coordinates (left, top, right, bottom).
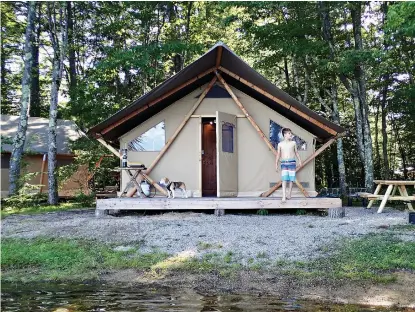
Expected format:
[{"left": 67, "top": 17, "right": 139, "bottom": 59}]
[{"left": 282, "top": 128, "right": 292, "bottom": 136}]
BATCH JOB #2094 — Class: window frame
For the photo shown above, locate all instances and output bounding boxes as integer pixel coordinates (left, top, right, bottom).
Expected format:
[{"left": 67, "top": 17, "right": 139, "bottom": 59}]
[
  {"left": 221, "top": 121, "right": 234, "bottom": 153},
  {"left": 127, "top": 120, "right": 166, "bottom": 152}
]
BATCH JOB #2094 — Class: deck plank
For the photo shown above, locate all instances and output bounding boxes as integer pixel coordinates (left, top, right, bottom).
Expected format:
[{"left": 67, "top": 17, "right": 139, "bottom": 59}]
[{"left": 96, "top": 197, "right": 342, "bottom": 211}]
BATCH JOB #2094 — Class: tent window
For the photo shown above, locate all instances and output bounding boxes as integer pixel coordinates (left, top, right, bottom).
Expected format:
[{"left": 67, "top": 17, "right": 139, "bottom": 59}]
[
  {"left": 269, "top": 120, "right": 307, "bottom": 151},
  {"left": 222, "top": 122, "right": 234, "bottom": 153},
  {"left": 128, "top": 121, "right": 165, "bottom": 152}
]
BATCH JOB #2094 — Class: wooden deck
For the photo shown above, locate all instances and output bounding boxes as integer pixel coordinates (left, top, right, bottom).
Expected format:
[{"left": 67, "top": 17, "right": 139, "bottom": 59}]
[{"left": 95, "top": 197, "right": 342, "bottom": 216}]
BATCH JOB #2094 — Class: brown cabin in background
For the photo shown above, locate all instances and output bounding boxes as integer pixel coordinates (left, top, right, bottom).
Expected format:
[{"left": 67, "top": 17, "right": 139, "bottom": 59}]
[{"left": 1, "top": 115, "right": 89, "bottom": 198}]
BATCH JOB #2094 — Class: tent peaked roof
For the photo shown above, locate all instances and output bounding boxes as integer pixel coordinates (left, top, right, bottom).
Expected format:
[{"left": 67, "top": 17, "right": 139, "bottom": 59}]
[
  {"left": 1, "top": 115, "right": 85, "bottom": 155},
  {"left": 88, "top": 42, "right": 345, "bottom": 143}
]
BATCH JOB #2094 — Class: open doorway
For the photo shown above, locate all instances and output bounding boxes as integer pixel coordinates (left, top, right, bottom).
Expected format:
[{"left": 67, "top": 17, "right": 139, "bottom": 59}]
[{"left": 201, "top": 118, "right": 217, "bottom": 197}]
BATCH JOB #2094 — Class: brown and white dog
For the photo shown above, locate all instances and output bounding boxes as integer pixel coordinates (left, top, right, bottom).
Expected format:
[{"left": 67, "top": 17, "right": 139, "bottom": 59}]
[{"left": 159, "top": 177, "right": 188, "bottom": 198}]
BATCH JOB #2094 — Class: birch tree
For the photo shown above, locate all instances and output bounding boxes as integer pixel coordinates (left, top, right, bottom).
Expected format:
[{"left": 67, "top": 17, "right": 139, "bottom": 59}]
[
  {"left": 8, "top": 1, "right": 36, "bottom": 195},
  {"left": 47, "top": 2, "right": 67, "bottom": 204},
  {"left": 319, "top": 1, "right": 374, "bottom": 191}
]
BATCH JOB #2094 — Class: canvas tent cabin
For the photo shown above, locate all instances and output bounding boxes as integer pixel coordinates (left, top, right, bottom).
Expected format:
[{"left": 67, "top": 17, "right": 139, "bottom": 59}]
[
  {"left": 88, "top": 42, "right": 346, "bottom": 200},
  {"left": 1, "top": 115, "right": 89, "bottom": 197}
]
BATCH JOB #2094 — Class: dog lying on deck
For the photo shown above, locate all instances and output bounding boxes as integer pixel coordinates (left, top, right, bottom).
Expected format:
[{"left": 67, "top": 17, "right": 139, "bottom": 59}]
[{"left": 159, "top": 177, "right": 188, "bottom": 199}]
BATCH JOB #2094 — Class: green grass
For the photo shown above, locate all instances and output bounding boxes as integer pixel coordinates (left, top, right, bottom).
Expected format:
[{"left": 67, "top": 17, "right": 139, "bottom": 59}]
[
  {"left": 0, "top": 202, "right": 89, "bottom": 218},
  {"left": 304, "top": 234, "right": 415, "bottom": 282},
  {"left": 197, "top": 241, "right": 223, "bottom": 250},
  {"left": 1, "top": 237, "right": 169, "bottom": 282},
  {"left": 2, "top": 233, "right": 414, "bottom": 284},
  {"left": 388, "top": 224, "right": 415, "bottom": 231}
]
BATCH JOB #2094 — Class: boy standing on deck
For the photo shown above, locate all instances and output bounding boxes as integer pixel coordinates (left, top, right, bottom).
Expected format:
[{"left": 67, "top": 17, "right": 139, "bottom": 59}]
[{"left": 275, "top": 128, "right": 302, "bottom": 202}]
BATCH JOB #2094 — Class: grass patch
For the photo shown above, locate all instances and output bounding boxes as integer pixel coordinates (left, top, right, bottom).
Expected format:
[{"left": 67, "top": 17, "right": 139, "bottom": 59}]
[
  {"left": 256, "top": 251, "right": 268, "bottom": 259},
  {"left": 388, "top": 224, "right": 415, "bottom": 232},
  {"left": 1, "top": 237, "right": 169, "bottom": 282},
  {"left": 0, "top": 202, "right": 89, "bottom": 218},
  {"left": 1, "top": 192, "right": 96, "bottom": 218},
  {"left": 2, "top": 234, "right": 414, "bottom": 284},
  {"left": 305, "top": 234, "right": 415, "bottom": 282},
  {"left": 197, "top": 241, "right": 223, "bottom": 250}
]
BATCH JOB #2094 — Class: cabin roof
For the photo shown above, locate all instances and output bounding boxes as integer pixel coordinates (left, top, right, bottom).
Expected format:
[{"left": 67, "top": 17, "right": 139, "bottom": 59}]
[{"left": 88, "top": 42, "right": 346, "bottom": 144}]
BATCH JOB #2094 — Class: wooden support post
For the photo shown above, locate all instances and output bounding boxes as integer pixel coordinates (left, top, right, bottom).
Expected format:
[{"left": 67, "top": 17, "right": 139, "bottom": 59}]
[
  {"left": 218, "top": 66, "right": 338, "bottom": 136},
  {"left": 377, "top": 184, "right": 393, "bottom": 213},
  {"left": 217, "top": 70, "right": 310, "bottom": 198},
  {"left": 97, "top": 138, "right": 120, "bottom": 157},
  {"left": 328, "top": 207, "right": 345, "bottom": 218},
  {"left": 39, "top": 153, "right": 47, "bottom": 193},
  {"left": 295, "top": 180, "right": 309, "bottom": 197},
  {"left": 145, "top": 76, "right": 217, "bottom": 174},
  {"left": 214, "top": 209, "right": 225, "bottom": 216},
  {"left": 261, "top": 136, "right": 339, "bottom": 197},
  {"left": 216, "top": 46, "right": 223, "bottom": 68},
  {"left": 95, "top": 209, "right": 109, "bottom": 218},
  {"left": 96, "top": 138, "right": 168, "bottom": 196},
  {"left": 101, "top": 67, "right": 216, "bottom": 135},
  {"left": 398, "top": 185, "right": 414, "bottom": 211},
  {"left": 367, "top": 184, "right": 382, "bottom": 209}
]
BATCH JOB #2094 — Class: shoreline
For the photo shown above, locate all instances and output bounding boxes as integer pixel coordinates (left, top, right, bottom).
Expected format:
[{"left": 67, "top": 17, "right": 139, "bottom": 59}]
[
  {"left": 1, "top": 208, "right": 414, "bottom": 308},
  {"left": 3, "top": 267, "right": 415, "bottom": 308}
]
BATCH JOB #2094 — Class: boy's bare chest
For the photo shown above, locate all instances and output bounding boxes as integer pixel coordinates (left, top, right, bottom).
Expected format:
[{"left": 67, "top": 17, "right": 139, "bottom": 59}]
[{"left": 280, "top": 141, "right": 295, "bottom": 149}]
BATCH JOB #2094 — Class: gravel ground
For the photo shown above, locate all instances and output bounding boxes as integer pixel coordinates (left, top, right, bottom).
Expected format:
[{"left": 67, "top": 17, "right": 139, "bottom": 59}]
[{"left": 2, "top": 207, "right": 414, "bottom": 263}]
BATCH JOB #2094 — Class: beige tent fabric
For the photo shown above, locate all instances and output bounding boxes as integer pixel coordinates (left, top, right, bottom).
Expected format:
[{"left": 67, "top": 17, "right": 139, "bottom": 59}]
[
  {"left": 119, "top": 84, "right": 316, "bottom": 197},
  {"left": 216, "top": 111, "right": 238, "bottom": 197}
]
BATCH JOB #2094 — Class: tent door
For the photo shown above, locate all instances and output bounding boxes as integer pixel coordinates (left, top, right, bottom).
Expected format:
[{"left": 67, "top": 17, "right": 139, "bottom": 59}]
[
  {"left": 201, "top": 118, "right": 217, "bottom": 196},
  {"left": 216, "top": 111, "right": 238, "bottom": 197}
]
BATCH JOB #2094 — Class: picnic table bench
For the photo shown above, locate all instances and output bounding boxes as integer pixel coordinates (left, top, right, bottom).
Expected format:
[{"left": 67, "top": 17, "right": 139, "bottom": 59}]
[
  {"left": 317, "top": 187, "right": 368, "bottom": 206},
  {"left": 359, "top": 180, "right": 415, "bottom": 213}
]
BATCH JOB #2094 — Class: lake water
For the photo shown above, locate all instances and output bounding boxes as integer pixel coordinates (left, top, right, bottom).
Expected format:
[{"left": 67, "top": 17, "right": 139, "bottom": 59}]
[{"left": 1, "top": 282, "right": 411, "bottom": 312}]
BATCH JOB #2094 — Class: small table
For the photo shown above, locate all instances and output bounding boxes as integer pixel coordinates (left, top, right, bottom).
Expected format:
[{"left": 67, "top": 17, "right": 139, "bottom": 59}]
[
  {"left": 117, "top": 167, "right": 147, "bottom": 198},
  {"left": 364, "top": 180, "right": 415, "bottom": 213}
]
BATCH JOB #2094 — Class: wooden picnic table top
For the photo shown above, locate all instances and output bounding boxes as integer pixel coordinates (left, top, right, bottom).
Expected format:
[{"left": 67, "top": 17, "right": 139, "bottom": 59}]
[
  {"left": 374, "top": 180, "right": 415, "bottom": 185},
  {"left": 114, "top": 167, "right": 147, "bottom": 171}
]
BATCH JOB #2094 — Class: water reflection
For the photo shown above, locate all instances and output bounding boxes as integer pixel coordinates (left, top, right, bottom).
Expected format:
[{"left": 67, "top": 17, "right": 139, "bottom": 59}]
[{"left": 1, "top": 282, "right": 411, "bottom": 312}]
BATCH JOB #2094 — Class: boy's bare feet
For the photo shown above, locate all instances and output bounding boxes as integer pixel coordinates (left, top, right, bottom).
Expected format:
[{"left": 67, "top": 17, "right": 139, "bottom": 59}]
[
  {"left": 282, "top": 197, "right": 286, "bottom": 203},
  {"left": 287, "top": 195, "right": 291, "bottom": 200}
]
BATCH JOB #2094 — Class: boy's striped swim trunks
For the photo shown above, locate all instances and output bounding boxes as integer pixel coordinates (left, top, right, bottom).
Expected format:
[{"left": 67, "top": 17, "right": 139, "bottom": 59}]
[{"left": 281, "top": 159, "right": 296, "bottom": 182}]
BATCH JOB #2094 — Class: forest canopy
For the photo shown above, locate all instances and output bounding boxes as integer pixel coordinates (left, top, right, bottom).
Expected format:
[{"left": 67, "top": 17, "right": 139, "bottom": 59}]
[{"left": 1, "top": 1, "right": 414, "bottom": 194}]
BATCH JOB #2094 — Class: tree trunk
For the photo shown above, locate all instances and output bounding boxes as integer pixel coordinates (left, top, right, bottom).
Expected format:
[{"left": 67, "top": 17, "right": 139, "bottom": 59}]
[
  {"left": 351, "top": 2, "right": 374, "bottom": 192},
  {"left": 183, "top": 1, "right": 193, "bottom": 65},
  {"left": 330, "top": 85, "right": 347, "bottom": 196},
  {"left": 9, "top": 1, "right": 36, "bottom": 195},
  {"left": 48, "top": 56, "right": 60, "bottom": 204},
  {"left": 1, "top": 35, "right": 7, "bottom": 110},
  {"left": 67, "top": 1, "right": 77, "bottom": 92},
  {"left": 350, "top": 82, "right": 365, "bottom": 163},
  {"left": 29, "top": 3, "right": 41, "bottom": 117},
  {"left": 47, "top": 2, "right": 67, "bottom": 205},
  {"left": 374, "top": 98, "right": 380, "bottom": 174},
  {"left": 283, "top": 57, "right": 291, "bottom": 90},
  {"left": 320, "top": 1, "right": 373, "bottom": 192},
  {"left": 380, "top": 2, "right": 389, "bottom": 180},
  {"left": 394, "top": 123, "right": 408, "bottom": 180},
  {"left": 381, "top": 77, "right": 389, "bottom": 179}
]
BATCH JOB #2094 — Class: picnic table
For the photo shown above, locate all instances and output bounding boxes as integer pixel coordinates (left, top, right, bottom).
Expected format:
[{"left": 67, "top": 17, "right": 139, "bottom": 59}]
[
  {"left": 116, "top": 167, "right": 147, "bottom": 198},
  {"left": 360, "top": 180, "right": 415, "bottom": 213}
]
